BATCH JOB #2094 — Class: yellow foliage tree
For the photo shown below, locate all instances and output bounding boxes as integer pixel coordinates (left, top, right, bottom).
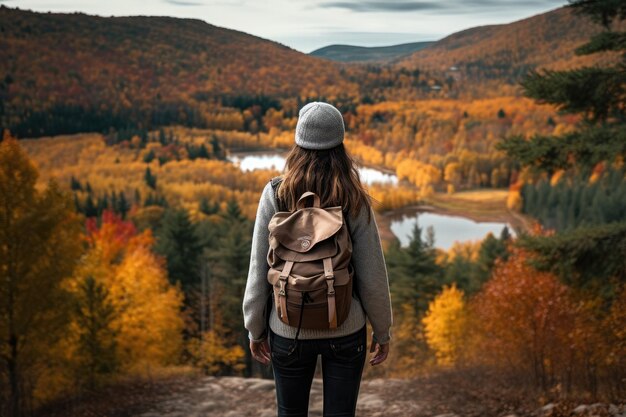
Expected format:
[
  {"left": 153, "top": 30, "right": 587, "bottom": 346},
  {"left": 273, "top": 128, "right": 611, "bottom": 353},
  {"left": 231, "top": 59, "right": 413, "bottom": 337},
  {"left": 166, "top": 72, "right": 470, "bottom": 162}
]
[
  {"left": 0, "top": 136, "right": 83, "bottom": 414},
  {"left": 422, "top": 283, "right": 467, "bottom": 366},
  {"left": 74, "top": 210, "right": 185, "bottom": 375}
]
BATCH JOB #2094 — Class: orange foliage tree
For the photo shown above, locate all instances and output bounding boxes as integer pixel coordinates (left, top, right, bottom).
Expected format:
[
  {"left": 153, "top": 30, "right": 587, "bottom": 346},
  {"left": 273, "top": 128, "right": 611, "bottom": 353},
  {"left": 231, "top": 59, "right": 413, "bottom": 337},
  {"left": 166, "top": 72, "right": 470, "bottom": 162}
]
[{"left": 469, "top": 248, "right": 578, "bottom": 390}]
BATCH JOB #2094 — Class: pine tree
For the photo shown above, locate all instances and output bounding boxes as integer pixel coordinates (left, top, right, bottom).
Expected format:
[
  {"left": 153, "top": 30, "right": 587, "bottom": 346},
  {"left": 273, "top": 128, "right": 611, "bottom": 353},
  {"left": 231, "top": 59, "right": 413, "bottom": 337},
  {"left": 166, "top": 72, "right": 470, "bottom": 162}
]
[
  {"left": 156, "top": 209, "right": 202, "bottom": 291},
  {"left": 84, "top": 195, "right": 98, "bottom": 218},
  {"left": 386, "top": 223, "right": 444, "bottom": 314},
  {"left": 70, "top": 175, "right": 82, "bottom": 191},
  {"left": 498, "top": 0, "right": 626, "bottom": 175},
  {"left": 199, "top": 197, "right": 219, "bottom": 215},
  {"left": 143, "top": 149, "right": 155, "bottom": 163},
  {"left": 197, "top": 143, "right": 210, "bottom": 159},
  {"left": 73, "top": 275, "right": 117, "bottom": 389},
  {"left": 117, "top": 192, "right": 130, "bottom": 219},
  {"left": 223, "top": 199, "right": 245, "bottom": 222},
  {"left": 476, "top": 232, "right": 508, "bottom": 283},
  {"left": 145, "top": 167, "right": 157, "bottom": 189}
]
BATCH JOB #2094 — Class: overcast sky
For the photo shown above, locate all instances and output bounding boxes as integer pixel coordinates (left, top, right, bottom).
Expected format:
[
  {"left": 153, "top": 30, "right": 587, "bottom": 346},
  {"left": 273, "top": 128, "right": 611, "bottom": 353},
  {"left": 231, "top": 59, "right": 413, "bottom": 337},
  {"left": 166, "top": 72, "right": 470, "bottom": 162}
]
[{"left": 1, "top": 0, "right": 567, "bottom": 53}]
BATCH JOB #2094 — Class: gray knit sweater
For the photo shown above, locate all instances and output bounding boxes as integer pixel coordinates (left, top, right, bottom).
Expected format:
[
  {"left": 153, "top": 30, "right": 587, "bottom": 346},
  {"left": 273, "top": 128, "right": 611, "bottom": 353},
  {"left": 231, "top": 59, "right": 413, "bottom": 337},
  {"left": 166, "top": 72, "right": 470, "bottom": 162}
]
[{"left": 242, "top": 180, "right": 393, "bottom": 344}]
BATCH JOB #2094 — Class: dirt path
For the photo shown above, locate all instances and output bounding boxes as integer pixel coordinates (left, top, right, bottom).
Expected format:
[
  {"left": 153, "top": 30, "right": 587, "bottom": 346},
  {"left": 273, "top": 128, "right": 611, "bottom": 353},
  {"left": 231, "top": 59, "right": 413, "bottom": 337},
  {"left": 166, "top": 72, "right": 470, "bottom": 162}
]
[
  {"left": 133, "top": 374, "right": 625, "bottom": 417},
  {"left": 135, "top": 377, "right": 433, "bottom": 417},
  {"left": 37, "top": 370, "right": 625, "bottom": 417}
]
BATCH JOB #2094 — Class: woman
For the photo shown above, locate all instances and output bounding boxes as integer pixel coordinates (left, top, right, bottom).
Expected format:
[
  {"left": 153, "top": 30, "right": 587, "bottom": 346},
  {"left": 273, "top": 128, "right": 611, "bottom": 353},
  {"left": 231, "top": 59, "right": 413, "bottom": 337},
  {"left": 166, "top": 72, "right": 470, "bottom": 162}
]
[{"left": 243, "top": 101, "right": 392, "bottom": 417}]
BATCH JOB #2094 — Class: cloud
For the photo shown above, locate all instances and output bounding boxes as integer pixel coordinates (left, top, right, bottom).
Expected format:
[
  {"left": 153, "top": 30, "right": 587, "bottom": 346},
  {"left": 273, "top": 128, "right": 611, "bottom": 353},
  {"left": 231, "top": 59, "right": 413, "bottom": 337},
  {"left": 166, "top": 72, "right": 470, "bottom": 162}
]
[
  {"left": 163, "top": 0, "right": 204, "bottom": 6},
  {"left": 321, "top": 1, "right": 443, "bottom": 12},
  {"left": 319, "top": 0, "right": 565, "bottom": 14}
]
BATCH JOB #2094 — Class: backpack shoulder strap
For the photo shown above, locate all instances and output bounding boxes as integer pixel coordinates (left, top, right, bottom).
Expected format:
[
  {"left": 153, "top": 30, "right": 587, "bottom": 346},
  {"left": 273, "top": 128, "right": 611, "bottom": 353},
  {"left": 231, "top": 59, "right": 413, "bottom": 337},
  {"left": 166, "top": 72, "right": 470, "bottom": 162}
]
[{"left": 270, "top": 175, "right": 287, "bottom": 212}]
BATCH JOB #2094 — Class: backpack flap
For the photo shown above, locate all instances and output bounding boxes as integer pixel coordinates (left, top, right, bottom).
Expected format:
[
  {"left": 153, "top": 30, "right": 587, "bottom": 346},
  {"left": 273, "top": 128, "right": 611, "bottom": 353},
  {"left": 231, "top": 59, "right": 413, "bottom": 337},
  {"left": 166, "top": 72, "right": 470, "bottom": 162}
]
[{"left": 268, "top": 206, "right": 343, "bottom": 254}]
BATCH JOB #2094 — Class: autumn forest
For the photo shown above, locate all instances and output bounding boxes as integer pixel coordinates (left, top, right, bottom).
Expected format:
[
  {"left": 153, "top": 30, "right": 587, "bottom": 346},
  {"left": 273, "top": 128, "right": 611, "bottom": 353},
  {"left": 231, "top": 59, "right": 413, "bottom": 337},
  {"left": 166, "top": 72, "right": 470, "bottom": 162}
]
[{"left": 1, "top": 1, "right": 625, "bottom": 416}]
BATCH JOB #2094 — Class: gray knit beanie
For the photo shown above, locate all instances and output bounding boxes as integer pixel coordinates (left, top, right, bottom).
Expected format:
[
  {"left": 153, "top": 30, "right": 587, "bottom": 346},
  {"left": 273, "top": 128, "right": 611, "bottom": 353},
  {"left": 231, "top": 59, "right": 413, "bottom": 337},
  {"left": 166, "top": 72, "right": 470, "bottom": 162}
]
[{"left": 295, "top": 101, "right": 345, "bottom": 150}]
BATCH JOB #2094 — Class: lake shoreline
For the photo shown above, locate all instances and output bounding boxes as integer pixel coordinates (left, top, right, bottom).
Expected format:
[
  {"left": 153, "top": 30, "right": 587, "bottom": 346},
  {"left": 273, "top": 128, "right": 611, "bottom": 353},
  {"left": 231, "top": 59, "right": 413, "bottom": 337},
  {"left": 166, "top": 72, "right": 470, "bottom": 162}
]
[{"left": 375, "top": 196, "right": 533, "bottom": 249}]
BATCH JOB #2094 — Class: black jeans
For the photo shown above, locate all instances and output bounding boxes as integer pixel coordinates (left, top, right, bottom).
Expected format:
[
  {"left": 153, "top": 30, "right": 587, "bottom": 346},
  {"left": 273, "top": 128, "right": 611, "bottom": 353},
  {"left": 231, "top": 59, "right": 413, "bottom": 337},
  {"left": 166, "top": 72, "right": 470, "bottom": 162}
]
[{"left": 269, "top": 326, "right": 367, "bottom": 417}]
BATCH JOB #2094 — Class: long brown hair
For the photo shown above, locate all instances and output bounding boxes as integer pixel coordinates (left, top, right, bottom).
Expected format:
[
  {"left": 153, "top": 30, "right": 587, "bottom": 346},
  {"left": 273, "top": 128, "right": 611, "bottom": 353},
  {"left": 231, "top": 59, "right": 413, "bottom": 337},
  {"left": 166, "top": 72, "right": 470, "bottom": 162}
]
[{"left": 277, "top": 144, "right": 372, "bottom": 221}]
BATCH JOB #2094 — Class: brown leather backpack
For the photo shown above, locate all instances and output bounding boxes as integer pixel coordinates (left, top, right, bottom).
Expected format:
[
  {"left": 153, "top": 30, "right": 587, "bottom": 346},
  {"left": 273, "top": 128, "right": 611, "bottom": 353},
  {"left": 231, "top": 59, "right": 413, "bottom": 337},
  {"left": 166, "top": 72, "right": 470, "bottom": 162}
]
[{"left": 267, "top": 186, "right": 354, "bottom": 333}]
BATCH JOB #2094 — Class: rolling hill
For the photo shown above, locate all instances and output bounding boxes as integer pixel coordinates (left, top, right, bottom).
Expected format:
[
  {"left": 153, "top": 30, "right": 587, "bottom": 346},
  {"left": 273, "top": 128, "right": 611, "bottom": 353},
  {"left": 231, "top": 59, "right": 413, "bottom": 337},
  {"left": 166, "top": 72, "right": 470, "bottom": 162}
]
[
  {"left": 310, "top": 41, "right": 435, "bottom": 63},
  {"left": 395, "top": 6, "right": 625, "bottom": 91},
  {"left": 0, "top": 6, "right": 357, "bottom": 137}
]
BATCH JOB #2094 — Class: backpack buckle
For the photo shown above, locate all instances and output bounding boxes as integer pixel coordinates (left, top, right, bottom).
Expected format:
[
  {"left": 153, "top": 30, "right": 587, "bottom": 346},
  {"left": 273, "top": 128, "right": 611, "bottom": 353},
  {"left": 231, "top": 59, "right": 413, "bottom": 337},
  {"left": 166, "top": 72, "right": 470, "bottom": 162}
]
[
  {"left": 278, "top": 278, "right": 287, "bottom": 296},
  {"left": 326, "top": 278, "right": 335, "bottom": 296}
]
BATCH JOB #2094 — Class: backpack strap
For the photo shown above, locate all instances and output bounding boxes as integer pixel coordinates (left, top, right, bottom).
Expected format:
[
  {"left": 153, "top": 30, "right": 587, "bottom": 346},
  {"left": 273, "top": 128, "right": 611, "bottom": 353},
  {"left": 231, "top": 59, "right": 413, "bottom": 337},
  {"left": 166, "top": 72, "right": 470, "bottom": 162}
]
[
  {"left": 323, "top": 257, "right": 338, "bottom": 329},
  {"left": 343, "top": 211, "right": 363, "bottom": 305},
  {"left": 277, "top": 260, "right": 294, "bottom": 323}
]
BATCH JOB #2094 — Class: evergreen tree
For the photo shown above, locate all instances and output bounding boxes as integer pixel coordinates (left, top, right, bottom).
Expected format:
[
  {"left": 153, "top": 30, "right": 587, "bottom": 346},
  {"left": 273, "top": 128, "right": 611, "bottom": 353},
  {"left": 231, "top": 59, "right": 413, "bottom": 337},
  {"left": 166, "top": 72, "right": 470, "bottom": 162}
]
[
  {"left": 156, "top": 208, "right": 202, "bottom": 291},
  {"left": 386, "top": 224, "right": 444, "bottom": 314},
  {"left": 197, "top": 143, "right": 210, "bottom": 159},
  {"left": 204, "top": 216, "right": 253, "bottom": 336},
  {"left": 145, "top": 167, "right": 157, "bottom": 189},
  {"left": 99, "top": 193, "right": 110, "bottom": 215},
  {"left": 84, "top": 195, "right": 98, "bottom": 218},
  {"left": 110, "top": 190, "right": 118, "bottom": 213},
  {"left": 143, "top": 149, "right": 155, "bottom": 163},
  {"left": 199, "top": 197, "right": 219, "bottom": 215},
  {"left": 73, "top": 275, "right": 117, "bottom": 389},
  {"left": 476, "top": 232, "right": 508, "bottom": 282},
  {"left": 443, "top": 253, "right": 479, "bottom": 295},
  {"left": 498, "top": 0, "right": 626, "bottom": 175},
  {"left": 117, "top": 192, "right": 130, "bottom": 219},
  {"left": 211, "top": 135, "right": 225, "bottom": 160},
  {"left": 70, "top": 175, "right": 82, "bottom": 191},
  {"left": 223, "top": 199, "right": 245, "bottom": 222}
]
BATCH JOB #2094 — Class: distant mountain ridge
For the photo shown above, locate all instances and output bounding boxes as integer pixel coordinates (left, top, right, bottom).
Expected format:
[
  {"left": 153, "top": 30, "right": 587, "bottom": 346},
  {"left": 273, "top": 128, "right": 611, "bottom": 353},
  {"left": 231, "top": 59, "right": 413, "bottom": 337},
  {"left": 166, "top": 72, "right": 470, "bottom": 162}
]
[
  {"left": 395, "top": 6, "right": 625, "bottom": 87},
  {"left": 310, "top": 41, "right": 435, "bottom": 63}
]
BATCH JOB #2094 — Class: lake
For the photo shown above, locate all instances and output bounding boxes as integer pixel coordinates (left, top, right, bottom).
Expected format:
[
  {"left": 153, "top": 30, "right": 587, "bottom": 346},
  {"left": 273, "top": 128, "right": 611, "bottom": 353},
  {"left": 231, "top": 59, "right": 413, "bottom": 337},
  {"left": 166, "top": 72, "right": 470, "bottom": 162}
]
[
  {"left": 390, "top": 211, "right": 514, "bottom": 250},
  {"left": 227, "top": 152, "right": 398, "bottom": 185},
  {"left": 229, "top": 151, "right": 513, "bottom": 248}
]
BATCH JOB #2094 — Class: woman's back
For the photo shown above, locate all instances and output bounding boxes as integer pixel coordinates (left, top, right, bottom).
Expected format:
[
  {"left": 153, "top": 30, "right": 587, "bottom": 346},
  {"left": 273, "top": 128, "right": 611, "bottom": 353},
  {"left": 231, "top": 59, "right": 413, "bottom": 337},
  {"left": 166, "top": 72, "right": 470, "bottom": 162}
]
[{"left": 242, "top": 101, "right": 392, "bottom": 417}]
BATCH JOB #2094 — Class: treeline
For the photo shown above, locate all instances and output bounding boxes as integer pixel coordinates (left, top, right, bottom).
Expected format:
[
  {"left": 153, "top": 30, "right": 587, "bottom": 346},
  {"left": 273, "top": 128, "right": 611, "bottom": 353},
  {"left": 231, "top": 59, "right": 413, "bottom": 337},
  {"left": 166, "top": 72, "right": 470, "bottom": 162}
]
[
  {"left": 521, "top": 167, "right": 626, "bottom": 231},
  {"left": 20, "top": 130, "right": 425, "bottom": 220}
]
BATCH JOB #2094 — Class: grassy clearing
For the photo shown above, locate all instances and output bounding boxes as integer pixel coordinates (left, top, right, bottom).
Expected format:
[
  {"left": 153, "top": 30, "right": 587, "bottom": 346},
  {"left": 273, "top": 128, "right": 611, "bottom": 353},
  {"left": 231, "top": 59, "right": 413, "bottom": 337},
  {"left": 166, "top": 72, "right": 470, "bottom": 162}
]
[{"left": 425, "top": 189, "right": 510, "bottom": 221}]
